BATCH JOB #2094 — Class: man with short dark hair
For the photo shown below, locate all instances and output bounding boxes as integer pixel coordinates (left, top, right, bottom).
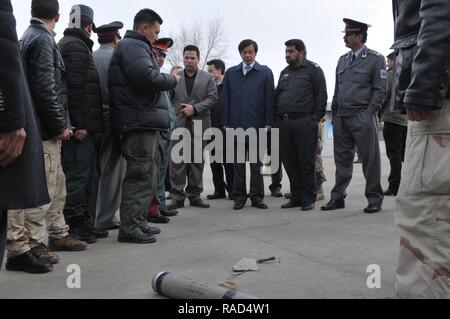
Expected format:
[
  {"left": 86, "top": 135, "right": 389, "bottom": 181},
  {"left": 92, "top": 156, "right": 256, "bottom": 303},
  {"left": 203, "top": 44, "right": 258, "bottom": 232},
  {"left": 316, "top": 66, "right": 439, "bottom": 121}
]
[
  {"left": 109, "top": 9, "right": 177, "bottom": 244},
  {"left": 58, "top": 4, "right": 103, "bottom": 243},
  {"left": 380, "top": 52, "right": 407, "bottom": 197},
  {"left": 276, "top": 39, "right": 327, "bottom": 211},
  {"left": 93, "top": 21, "right": 126, "bottom": 231},
  {"left": 322, "top": 19, "right": 386, "bottom": 214},
  {"left": 221, "top": 39, "right": 275, "bottom": 211},
  {"left": 167, "top": 45, "right": 218, "bottom": 210},
  {"left": 206, "top": 59, "right": 234, "bottom": 201}
]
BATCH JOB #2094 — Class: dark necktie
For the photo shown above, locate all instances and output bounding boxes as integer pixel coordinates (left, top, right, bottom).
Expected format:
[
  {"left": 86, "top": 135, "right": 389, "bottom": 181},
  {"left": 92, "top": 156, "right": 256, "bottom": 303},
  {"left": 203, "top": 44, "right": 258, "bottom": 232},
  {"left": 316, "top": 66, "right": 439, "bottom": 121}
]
[
  {"left": 351, "top": 53, "right": 356, "bottom": 65},
  {"left": 245, "top": 64, "right": 252, "bottom": 76}
]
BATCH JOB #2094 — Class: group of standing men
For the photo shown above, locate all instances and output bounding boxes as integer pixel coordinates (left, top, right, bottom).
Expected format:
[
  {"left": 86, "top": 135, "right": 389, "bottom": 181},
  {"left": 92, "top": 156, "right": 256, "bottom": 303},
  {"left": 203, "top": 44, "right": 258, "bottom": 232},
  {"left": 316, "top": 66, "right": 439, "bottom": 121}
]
[
  {"left": 0, "top": 0, "right": 181, "bottom": 272},
  {"left": 166, "top": 18, "right": 392, "bottom": 215},
  {"left": 0, "top": 0, "right": 448, "bottom": 299},
  {"left": 164, "top": 37, "right": 329, "bottom": 213}
]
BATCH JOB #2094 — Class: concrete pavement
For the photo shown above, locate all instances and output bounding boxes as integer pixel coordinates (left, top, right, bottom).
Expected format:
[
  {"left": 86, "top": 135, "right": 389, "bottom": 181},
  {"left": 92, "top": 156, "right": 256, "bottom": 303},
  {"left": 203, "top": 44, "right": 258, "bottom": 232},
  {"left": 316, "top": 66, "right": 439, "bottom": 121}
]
[{"left": 0, "top": 152, "right": 399, "bottom": 299}]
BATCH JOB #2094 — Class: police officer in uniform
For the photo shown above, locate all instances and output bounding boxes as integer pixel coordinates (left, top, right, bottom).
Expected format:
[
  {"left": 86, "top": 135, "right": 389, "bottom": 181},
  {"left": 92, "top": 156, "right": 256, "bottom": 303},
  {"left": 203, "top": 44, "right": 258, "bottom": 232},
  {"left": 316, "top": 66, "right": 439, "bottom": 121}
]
[
  {"left": 276, "top": 39, "right": 327, "bottom": 211},
  {"left": 93, "top": 21, "right": 125, "bottom": 232},
  {"left": 321, "top": 19, "right": 386, "bottom": 214}
]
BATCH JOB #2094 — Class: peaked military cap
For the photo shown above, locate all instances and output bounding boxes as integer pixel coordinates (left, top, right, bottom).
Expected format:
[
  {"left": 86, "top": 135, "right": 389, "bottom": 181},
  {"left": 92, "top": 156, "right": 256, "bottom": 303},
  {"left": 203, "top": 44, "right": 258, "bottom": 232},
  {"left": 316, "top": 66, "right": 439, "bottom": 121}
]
[
  {"left": 94, "top": 21, "right": 123, "bottom": 37},
  {"left": 342, "top": 18, "right": 371, "bottom": 34},
  {"left": 153, "top": 38, "right": 174, "bottom": 53}
]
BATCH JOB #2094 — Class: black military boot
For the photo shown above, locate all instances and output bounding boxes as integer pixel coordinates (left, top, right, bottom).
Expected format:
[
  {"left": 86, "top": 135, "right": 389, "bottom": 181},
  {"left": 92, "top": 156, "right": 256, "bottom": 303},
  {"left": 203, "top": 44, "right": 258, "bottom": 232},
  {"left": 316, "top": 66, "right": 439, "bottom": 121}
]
[
  {"left": 88, "top": 224, "right": 109, "bottom": 239},
  {"left": 68, "top": 217, "right": 98, "bottom": 244},
  {"left": 83, "top": 216, "right": 109, "bottom": 239},
  {"left": 6, "top": 251, "right": 53, "bottom": 274}
]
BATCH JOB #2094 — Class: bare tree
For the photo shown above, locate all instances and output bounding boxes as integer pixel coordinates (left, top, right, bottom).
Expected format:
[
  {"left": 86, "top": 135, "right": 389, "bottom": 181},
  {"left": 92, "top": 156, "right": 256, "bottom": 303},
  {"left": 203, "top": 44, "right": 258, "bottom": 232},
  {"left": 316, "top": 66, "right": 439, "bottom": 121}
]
[{"left": 166, "top": 16, "right": 229, "bottom": 70}]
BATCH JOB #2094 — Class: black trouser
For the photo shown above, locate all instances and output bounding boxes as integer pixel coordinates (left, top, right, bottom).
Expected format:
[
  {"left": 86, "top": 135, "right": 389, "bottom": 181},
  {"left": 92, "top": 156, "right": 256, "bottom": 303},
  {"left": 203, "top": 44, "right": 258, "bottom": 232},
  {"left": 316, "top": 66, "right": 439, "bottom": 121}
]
[
  {"left": 165, "top": 165, "right": 171, "bottom": 192},
  {"left": 0, "top": 209, "right": 7, "bottom": 270},
  {"left": 85, "top": 134, "right": 101, "bottom": 225},
  {"left": 62, "top": 133, "right": 98, "bottom": 225},
  {"left": 267, "top": 130, "right": 283, "bottom": 191},
  {"left": 233, "top": 138, "right": 265, "bottom": 203},
  {"left": 210, "top": 131, "right": 234, "bottom": 195},
  {"left": 211, "top": 162, "right": 234, "bottom": 194},
  {"left": 280, "top": 116, "right": 318, "bottom": 205},
  {"left": 383, "top": 122, "right": 407, "bottom": 192}
]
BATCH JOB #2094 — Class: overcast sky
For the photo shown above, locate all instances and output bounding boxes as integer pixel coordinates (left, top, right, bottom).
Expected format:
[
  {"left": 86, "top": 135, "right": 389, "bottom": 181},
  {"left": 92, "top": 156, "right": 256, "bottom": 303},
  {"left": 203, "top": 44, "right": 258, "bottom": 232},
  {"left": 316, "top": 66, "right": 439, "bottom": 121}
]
[{"left": 12, "top": 0, "right": 394, "bottom": 99}]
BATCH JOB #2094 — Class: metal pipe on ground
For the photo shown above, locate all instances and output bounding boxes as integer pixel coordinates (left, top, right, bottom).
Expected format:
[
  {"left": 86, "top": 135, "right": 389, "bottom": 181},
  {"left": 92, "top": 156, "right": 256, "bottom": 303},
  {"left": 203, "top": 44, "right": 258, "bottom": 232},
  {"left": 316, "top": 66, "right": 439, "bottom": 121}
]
[{"left": 152, "top": 272, "right": 258, "bottom": 299}]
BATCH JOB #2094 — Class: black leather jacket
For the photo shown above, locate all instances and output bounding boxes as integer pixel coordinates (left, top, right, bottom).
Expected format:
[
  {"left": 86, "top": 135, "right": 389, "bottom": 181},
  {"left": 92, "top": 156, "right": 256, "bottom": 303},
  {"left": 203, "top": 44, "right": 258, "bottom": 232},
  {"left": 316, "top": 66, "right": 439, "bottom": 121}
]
[
  {"left": 19, "top": 19, "right": 68, "bottom": 140},
  {"left": 391, "top": 0, "right": 450, "bottom": 112}
]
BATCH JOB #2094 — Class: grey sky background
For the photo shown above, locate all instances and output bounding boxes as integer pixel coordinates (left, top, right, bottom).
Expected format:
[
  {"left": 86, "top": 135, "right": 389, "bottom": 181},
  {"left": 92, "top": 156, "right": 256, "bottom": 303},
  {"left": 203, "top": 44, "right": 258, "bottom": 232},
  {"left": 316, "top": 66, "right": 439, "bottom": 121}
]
[{"left": 12, "top": 0, "right": 394, "bottom": 99}]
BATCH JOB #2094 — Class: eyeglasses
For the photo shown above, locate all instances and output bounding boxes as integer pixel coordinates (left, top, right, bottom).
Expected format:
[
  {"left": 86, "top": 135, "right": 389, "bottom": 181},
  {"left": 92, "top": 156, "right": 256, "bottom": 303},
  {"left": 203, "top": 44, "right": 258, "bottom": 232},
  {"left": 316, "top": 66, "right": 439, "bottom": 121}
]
[{"left": 153, "top": 50, "right": 167, "bottom": 58}]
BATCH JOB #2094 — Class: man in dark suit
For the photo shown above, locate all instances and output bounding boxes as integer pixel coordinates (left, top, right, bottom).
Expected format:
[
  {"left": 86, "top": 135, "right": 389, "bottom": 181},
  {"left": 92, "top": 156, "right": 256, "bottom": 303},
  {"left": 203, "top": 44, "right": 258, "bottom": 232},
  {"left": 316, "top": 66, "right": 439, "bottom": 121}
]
[
  {"left": 167, "top": 45, "right": 218, "bottom": 210},
  {"left": 206, "top": 59, "right": 234, "bottom": 201},
  {"left": 221, "top": 39, "right": 275, "bottom": 210}
]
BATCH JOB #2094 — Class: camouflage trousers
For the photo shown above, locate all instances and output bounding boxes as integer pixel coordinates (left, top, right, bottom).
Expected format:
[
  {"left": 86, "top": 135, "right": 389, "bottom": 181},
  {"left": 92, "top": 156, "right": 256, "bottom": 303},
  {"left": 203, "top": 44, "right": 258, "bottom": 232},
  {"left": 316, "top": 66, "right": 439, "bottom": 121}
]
[
  {"left": 395, "top": 100, "right": 450, "bottom": 298},
  {"left": 316, "top": 122, "right": 327, "bottom": 188},
  {"left": 7, "top": 140, "right": 69, "bottom": 257}
]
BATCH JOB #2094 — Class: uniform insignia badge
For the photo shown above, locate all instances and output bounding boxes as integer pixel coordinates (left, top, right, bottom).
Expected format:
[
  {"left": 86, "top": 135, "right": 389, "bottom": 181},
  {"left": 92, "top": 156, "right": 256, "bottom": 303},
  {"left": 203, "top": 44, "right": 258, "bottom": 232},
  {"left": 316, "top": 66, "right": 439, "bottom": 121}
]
[{"left": 380, "top": 69, "right": 388, "bottom": 79}]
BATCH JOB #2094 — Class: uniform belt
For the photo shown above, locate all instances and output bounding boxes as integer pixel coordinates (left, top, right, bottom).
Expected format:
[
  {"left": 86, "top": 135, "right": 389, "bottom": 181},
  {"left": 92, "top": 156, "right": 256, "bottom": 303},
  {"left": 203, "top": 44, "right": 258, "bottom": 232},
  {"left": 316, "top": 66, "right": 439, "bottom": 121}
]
[{"left": 278, "top": 113, "right": 310, "bottom": 120}]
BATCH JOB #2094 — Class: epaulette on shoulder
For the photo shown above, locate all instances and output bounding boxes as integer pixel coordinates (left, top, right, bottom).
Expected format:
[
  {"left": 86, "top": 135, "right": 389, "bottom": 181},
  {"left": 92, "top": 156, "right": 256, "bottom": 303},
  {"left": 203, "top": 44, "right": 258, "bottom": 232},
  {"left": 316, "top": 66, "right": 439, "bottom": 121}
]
[
  {"left": 367, "top": 49, "right": 381, "bottom": 56},
  {"left": 307, "top": 60, "right": 321, "bottom": 68},
  {"left": 340, "top": 53, "right": 349, "bottom": 60}
]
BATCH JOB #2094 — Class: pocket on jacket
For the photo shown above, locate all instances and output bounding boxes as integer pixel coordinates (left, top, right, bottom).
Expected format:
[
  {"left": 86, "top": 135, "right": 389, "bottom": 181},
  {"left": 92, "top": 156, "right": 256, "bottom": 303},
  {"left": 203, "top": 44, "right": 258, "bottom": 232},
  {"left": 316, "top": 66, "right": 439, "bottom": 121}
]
[
  {"left": 277, "top": 77, "right": 290, "bottom": 90},
  {"left": 352, "top": 69, "right": 370, "bottom": 83},
  {"left": 293, "top": 75, "right": 310, "bottom": 88},
  {"left": 337, "top": 69, "right": 345, "bottom": 84}
]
